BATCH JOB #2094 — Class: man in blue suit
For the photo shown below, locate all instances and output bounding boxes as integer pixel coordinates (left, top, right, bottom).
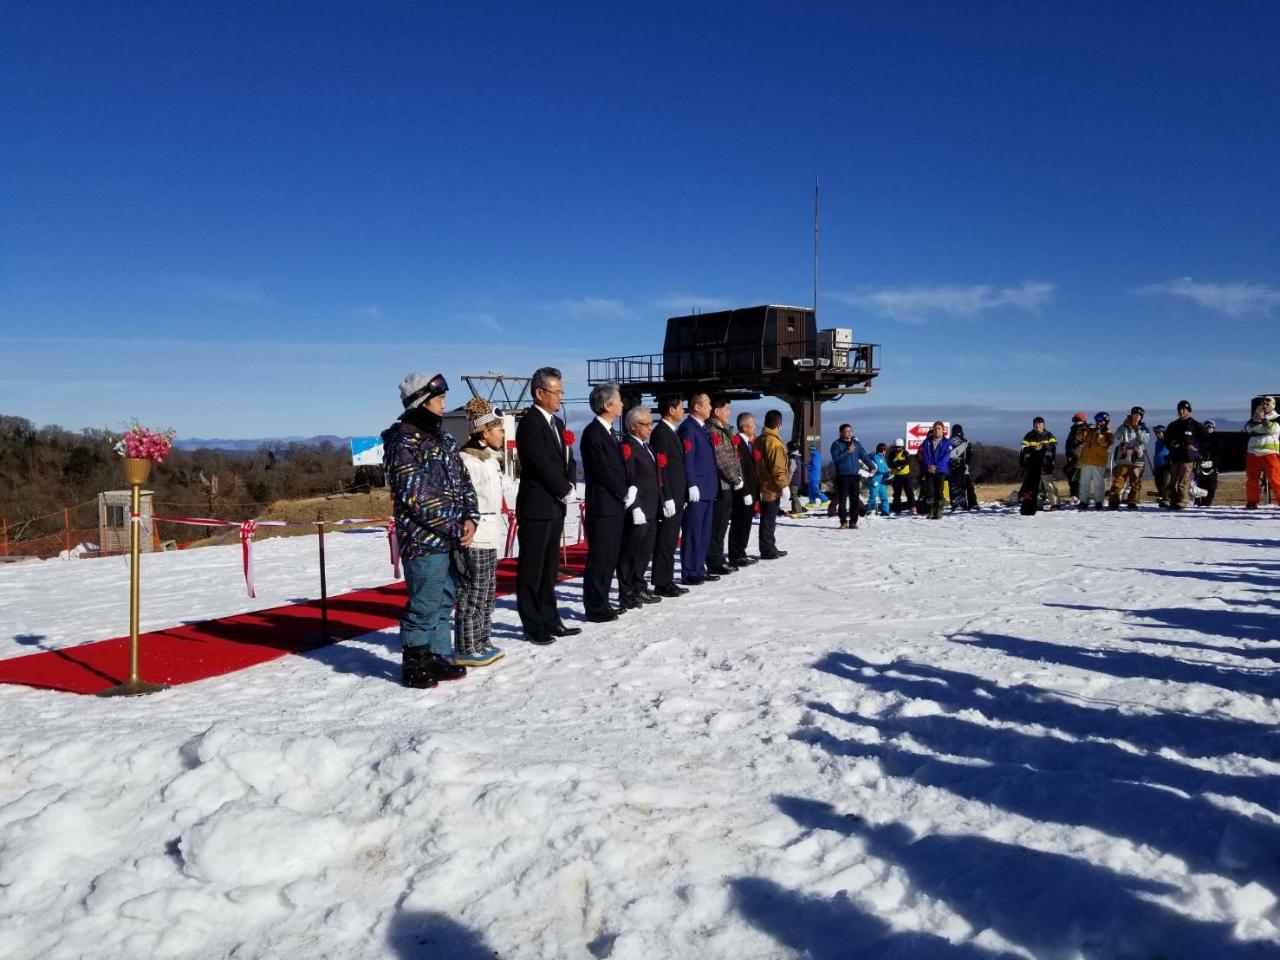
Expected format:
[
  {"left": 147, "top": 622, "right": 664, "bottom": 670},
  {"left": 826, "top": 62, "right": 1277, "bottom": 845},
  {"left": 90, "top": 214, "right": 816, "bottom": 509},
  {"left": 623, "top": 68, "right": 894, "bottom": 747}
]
[{"left": 678, "top": 392, "right": 719, "bottom": 585}]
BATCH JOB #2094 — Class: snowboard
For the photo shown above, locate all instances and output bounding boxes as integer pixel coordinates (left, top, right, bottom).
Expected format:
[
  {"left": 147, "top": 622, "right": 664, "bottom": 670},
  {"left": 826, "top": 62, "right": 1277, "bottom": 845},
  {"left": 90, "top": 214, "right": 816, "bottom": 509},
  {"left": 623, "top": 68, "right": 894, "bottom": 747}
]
[{"left": 1018, "top": 467, "right": 1040, "bottom": 515}]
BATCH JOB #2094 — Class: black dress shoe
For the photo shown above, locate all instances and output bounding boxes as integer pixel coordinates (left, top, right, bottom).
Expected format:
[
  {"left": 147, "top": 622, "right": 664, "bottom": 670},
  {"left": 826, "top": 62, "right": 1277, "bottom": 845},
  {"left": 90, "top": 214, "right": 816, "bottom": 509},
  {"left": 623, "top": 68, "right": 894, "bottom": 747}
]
[
  {"left": 525, "top": 632, "right": 556, "bottom": 645},
  {"left": 707, "top": 563, "right": 734, "bottom": 575},
  {"left": 551, "top": 624, "right": 582, "bottom": 637},
  {"left": 759, "top": 550, "right": 788, "bottom": 559},
  {"left": 619, "top": 595, "right": 643, "bottom": 610},
  {"left": 655, "top": 584, "right": 687, "bottom": 598},
  {"left": 683, "top": 576, "right": 704, "bottom": 586},
  {"left": 702, "top": 572, "right": 721, "bottom": 582},
  {"left": 730, "top": 556, "right": 758, "bottom": 566},
  {"left": 585, "top": 608, "right": 619, "bottom": 623},
  {"left": 637, "top": 591, "right": 662, "bottom": 603}
]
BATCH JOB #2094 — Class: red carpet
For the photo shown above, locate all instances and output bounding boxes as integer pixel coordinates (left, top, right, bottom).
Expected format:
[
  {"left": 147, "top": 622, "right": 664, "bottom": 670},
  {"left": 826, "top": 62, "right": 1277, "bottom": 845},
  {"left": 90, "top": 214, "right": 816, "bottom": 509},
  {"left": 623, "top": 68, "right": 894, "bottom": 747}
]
[{"left": 0, "top": 546, "right": 588, "bottom": 696}]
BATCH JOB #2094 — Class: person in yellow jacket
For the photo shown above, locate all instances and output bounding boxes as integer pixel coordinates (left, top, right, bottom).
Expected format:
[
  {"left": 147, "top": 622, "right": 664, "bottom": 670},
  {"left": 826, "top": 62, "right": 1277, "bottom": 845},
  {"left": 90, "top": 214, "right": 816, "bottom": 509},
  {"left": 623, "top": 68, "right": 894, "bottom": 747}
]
[
  {"left": 1077, "top": 412, "right": 1114, "bottom": 510},
  {"left": 752, "top": 410, "right": 790, "bottom": 559},
  {"left": 887, "top": 439, "right": 917, "bottom": 514}
]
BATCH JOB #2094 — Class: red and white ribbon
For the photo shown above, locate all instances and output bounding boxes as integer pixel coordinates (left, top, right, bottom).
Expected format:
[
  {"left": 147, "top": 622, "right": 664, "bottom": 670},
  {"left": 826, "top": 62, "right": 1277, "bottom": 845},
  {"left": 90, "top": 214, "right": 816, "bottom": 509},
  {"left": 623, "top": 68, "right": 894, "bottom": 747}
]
[
  {"left": 153, "top": 515, "right": 284, "bottom": 596},
  {"left": 240, "top": 520, "right": 258, "bottom": 597}
]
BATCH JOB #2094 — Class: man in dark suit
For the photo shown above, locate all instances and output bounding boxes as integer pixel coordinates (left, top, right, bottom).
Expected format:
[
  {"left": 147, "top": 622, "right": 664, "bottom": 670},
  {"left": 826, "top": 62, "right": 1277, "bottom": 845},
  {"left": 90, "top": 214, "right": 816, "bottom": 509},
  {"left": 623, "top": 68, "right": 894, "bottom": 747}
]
[
  {"left": 678, "top": 391, "right": 719, "bottom": 585},
  {"left": 579, "top": 382, "right": 633, "bottom": 622},
  {"left": 515, "top": 366, "right": 581, "bottom": 645},
  {"left": 728, "top": 410, "right": 759, "bottom": 566},
  {"left": 648, "top": 395, "right": 688, "bottom": 598},
  {"left": 617, "top": 405, "right": 661, "bottom": 608}
]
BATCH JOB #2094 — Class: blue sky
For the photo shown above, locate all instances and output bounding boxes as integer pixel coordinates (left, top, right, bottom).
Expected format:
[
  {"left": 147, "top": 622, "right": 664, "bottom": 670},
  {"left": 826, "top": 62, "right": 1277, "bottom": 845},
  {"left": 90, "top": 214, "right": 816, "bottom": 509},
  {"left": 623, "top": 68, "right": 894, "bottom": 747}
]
[{"left": 3, "top": 2, "right": 1278, "bottom": 447}]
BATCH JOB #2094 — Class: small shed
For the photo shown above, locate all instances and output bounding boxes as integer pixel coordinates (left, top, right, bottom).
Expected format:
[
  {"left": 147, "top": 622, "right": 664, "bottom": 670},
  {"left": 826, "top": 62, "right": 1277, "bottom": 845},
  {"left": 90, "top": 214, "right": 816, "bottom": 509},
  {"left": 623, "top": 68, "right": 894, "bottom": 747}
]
[{"left": 98, "top": 490, "right": 155, "bottom": 554}]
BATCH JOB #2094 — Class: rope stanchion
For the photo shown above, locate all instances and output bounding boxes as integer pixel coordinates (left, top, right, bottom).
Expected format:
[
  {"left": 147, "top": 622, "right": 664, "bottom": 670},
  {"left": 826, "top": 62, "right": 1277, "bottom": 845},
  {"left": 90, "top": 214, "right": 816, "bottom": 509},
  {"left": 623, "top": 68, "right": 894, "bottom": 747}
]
[{"left": 1, "top": 517, "right": 7, "bottom": 558}]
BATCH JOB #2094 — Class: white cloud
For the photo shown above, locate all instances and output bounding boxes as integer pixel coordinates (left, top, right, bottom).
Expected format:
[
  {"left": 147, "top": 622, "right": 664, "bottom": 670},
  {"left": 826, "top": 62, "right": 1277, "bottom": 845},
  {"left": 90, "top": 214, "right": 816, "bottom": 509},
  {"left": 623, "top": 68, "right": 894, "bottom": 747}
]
[
  {"left": 459, "top": 312, "right": 503, "bottom": 333},
  {"left": 163, "top": 277, "right": 275, "bottom": 307},
  {"left": 830, "top": 282, "right": 1055, "bottom": 323},
  {"left": 349, "top": 304, "right": 385, "bottom": 320},
  {"left": 551, "top": 297, "right": 631, "bottom": 320},
  {"left": 1136, "top": 277, "right": 1280, "bottom": 317}
]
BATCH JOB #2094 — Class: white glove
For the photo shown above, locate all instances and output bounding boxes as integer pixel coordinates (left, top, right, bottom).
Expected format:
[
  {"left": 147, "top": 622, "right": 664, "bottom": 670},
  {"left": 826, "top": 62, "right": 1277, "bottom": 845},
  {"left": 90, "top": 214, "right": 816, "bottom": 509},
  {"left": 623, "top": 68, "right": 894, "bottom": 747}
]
[
  {"left": 733, "top": 480, "right": 744, "bottom": 490},
  {"left": 560, "top": 486, "right": 578, "bottom": 505},
  {"left": 631, "top": 507, "right": 646, "bottom": 525},
  {"left": 743, "top": 494, "right": 753, "bottom": 506},
  {"left": 624, "top": 485, "right": 637, "bottom": 508},
  {"left": 662, "top": 498, "right": 676, "bottom": 518},
  {"left": 688, "top": 485, "right": 701, "bottom": 503}
]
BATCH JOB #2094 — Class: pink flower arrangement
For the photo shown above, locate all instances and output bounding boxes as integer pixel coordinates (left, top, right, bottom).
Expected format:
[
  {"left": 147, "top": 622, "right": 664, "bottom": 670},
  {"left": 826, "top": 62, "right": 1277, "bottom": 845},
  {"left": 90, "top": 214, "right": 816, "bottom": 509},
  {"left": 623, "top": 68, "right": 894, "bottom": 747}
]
[{"left": 113, "top": 422, "right": 177, "bottom": 463}]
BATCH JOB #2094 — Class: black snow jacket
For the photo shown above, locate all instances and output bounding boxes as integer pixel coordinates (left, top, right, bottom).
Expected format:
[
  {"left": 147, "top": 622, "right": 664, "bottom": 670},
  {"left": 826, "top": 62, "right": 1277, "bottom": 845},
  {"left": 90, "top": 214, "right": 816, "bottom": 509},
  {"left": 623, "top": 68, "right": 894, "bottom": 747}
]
[{"left": 1164, "top": 417, "right": 1206, "bottom": 464}]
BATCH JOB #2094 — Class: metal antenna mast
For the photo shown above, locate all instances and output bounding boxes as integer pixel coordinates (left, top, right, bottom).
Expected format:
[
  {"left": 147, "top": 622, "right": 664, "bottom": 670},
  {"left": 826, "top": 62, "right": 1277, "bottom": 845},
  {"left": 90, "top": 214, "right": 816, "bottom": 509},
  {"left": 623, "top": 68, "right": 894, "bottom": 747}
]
[{"left": 813, "top": 180, "right": 819, "bottom": 314}]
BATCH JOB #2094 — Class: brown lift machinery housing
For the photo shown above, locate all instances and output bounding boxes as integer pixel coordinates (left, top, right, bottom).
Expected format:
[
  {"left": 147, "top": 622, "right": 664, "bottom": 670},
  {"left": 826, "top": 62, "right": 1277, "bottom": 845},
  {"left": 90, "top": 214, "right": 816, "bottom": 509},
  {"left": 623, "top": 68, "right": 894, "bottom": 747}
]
[{"left": 587, "top": 305, "right": 880, "bottom": 469}]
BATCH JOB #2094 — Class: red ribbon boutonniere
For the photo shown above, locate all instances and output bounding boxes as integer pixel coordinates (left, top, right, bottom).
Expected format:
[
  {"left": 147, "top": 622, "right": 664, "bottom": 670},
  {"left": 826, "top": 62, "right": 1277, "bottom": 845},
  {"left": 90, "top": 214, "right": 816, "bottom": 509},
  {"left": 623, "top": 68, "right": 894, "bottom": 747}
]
[
  {"left": 656, "top": 452, "right": 668, "bottom": 468},
  {"left": 562, "top": 430, "right": 575, "bottom": 446},
  {"left": 621, "top": 443, "right": 632, "bottom": 460},
  {"left": 753, "top": 449, "right": 762, "bottom": 461},
  {"left": 711, "top": 433, "right": 722, "bottom": 447},
  {"left": 683, "top": 438, "right": 693, "bottom": 454},
  {"left": 732, "top": 434, "right": 741, "bottom": 448}
]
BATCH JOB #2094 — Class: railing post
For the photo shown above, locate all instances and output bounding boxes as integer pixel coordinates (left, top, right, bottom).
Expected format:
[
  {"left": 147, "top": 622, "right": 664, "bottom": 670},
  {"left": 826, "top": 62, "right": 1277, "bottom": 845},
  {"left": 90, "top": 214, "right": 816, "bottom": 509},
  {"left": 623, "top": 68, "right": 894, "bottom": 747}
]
[
  {"left": 64, "top": 507, "right": 72, "bottom": 559},
  {"left": 1, "top": 517, "right": 7, "bottom": 557}
]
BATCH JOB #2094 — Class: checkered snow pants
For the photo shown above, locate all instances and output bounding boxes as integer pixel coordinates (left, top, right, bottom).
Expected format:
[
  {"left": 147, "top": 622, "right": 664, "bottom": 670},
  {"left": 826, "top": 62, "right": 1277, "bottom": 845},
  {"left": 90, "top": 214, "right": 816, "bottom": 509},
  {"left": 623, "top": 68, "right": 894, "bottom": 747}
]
[{"left": 454, "top": 547, "right": 497, "bottom": 657}]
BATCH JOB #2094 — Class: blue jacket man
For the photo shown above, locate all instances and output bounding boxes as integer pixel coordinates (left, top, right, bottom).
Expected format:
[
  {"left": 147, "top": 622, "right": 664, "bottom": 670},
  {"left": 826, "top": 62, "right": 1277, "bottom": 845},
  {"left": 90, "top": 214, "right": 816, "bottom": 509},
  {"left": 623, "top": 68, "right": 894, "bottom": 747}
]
[
  {"left": 918, "top": 424, "right": 953, "bottom": 520},
  {"left": 678, "top": 393, "right": 719, "bottom": 583},
  {"left": 830, "top": 424, "right": 876, "bottom": 528}
]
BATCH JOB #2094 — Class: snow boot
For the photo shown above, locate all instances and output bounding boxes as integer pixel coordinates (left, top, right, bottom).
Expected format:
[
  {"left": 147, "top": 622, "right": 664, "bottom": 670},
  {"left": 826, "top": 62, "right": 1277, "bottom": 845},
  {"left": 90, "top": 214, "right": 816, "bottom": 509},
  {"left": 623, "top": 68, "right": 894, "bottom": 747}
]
[
  {"left": 401, "top": 645, "right": 439, "bottom": 689},
  {"left": 424, "top": 652, "right": 467, "bottom": 683}
]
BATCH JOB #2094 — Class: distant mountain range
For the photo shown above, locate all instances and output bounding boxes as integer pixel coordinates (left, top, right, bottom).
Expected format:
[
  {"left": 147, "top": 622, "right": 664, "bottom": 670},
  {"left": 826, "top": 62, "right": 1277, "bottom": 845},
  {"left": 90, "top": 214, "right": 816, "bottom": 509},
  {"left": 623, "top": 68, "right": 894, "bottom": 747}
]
[{"left": 173, "top": 435, "right": 356, "bottom": 452}]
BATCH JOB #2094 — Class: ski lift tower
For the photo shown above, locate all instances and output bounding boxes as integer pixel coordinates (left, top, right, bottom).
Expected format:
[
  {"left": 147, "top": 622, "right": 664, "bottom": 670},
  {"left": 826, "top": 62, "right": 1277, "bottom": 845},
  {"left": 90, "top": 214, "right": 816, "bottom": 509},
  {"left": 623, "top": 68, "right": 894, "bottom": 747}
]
[{"left": 586, "top": 305, "right": 880, "bottom": 468}]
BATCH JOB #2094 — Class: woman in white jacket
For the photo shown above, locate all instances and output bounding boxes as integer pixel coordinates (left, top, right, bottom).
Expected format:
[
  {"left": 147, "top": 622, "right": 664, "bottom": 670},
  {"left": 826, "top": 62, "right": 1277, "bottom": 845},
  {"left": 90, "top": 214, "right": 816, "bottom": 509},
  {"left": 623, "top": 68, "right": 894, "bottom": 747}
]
[{"left": 454, "top": 397, "right": 507, "bottom": 666}]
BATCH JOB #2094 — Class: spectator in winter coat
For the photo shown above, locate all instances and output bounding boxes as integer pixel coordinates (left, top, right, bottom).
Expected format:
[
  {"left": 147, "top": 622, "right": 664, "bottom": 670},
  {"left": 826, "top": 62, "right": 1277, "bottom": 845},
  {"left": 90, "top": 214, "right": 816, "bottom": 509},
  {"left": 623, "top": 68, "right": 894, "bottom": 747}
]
[
  {"left": 455, "top": 397, "right": 507, "bottom": 668},
  {"left": 754, "top": 411, "right": 790, "bottom": 559},
  {"left": 1077, "top": 412, "right": 1114, "bottom": 510},
  {"left": 1064, "top": 412, "right": 1089, "bottom": 500},
  {"left": 383, "top": 372, "right": 478, "bottom": 688},
  {"left": 728, "top": 412, "right": 759, "bottom": 565},
  {"left": 918, "top": 421, "right": 953, "bottom": 520},
  {"left": 1152, "top": 425, "right": 1170, "bottom": 507},
  {"left": 830, "top": 424, "right": 877, "bottom": 529},
  {"left": 705, "top": 397, "right": 745, "bottom": 574},
  {"left": 1244, "top": 398, "right": 1280, "bottom": 509},
  {"left": 867, "top": 444, "right": 892, "bottom": 517},
  {"left": 1195, "top": 419, "right": 1219, "bottom": 507},
  {"left": 947, "top": 424, "right": 978, "bottom": 512},
  {"left": 1164, "top": 400, "right": 1206, "bottom": 510},
  {"left": 1019, "top": 418, "right": 1059, "bottom": 511},
  {"left": 787, "top": 441, "right": 805, "bottom": 517},
  {"left": 888, "top": 439, "right": 917, "bottom": 515},
  {"left": 1108, "top": 406, "right": 1150, "bottom": 510}
]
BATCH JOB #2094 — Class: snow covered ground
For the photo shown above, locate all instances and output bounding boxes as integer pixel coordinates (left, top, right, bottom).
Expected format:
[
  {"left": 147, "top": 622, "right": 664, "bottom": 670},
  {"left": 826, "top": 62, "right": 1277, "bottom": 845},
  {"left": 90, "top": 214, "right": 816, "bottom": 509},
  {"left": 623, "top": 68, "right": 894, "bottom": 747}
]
[{"left": 1, "top": 505, "right": 1278, "bottom": 959}]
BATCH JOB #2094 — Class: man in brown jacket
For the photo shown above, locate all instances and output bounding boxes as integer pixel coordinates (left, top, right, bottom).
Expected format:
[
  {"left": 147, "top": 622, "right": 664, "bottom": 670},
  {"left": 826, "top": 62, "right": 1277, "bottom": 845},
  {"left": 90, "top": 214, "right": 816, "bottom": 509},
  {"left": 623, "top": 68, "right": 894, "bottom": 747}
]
[
  {"left": 706, "top": 396, "right": 745, "bottom": 574},
  {"left": 753, "top": 409, "right": 790, "bottom": 559}
]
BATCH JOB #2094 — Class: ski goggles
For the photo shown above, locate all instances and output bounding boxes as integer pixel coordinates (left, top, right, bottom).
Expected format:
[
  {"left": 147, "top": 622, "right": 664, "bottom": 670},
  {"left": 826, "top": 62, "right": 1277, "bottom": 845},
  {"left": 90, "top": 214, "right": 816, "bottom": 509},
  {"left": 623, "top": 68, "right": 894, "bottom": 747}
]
[{"left": 402, "top": 373, "right": 449, "bottom": 409}]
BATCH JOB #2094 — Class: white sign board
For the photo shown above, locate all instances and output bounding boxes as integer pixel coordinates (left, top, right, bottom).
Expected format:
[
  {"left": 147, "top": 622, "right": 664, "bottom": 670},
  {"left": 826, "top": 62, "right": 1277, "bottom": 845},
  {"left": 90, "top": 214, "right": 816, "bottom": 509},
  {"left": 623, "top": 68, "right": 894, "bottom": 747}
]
[
  {"left": 905, "top": 421, "right": 949, "bottom": 455},
  {"left": 350, "top": 436, "right": 384, "bottom": 467}
]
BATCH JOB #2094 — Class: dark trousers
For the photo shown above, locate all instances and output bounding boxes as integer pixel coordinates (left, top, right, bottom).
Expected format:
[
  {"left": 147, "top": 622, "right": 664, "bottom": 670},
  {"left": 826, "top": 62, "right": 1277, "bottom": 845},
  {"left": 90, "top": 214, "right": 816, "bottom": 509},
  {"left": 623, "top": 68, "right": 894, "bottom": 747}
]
[
  {"left": 833, "top": 474, "right": 861, "bottom": 524},
  {"left": 1154, "top": 465, "right": 1170, "bottom": 503},
  {"left": 617, "top": 515, "right": 656, "bottom": 597},
  {"left": 708, "top": 489, "right": 732, "bottom": 566},
  {"left": 517, "top": 517, "right": 564, "bottom": 636},
  {"left": 1195, "top": 471, "right": 1218, "bottom": 506},
  {"left": 758, "top": 498, "right": 781, "bottom": 556},
  {"left": 584, "top": 509, "right": 624, "bottom": 614},
  {"left": 891, "top": 476, "right": 915, "bottom": 513},
  {"left": 949, "top": 471, "right": 976, "bottom": 509},
  {"left": 680, "top": 498, "right": 715, "bottom": 578},
  {"left": 651, "top": 507, "right": 683, "bottom": 588},
  {"left": 922, "top": 471, "right": 946, "bottom": 514},
  {"left": 728, "top": 494, "right": 754, "bottom": 560}
]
